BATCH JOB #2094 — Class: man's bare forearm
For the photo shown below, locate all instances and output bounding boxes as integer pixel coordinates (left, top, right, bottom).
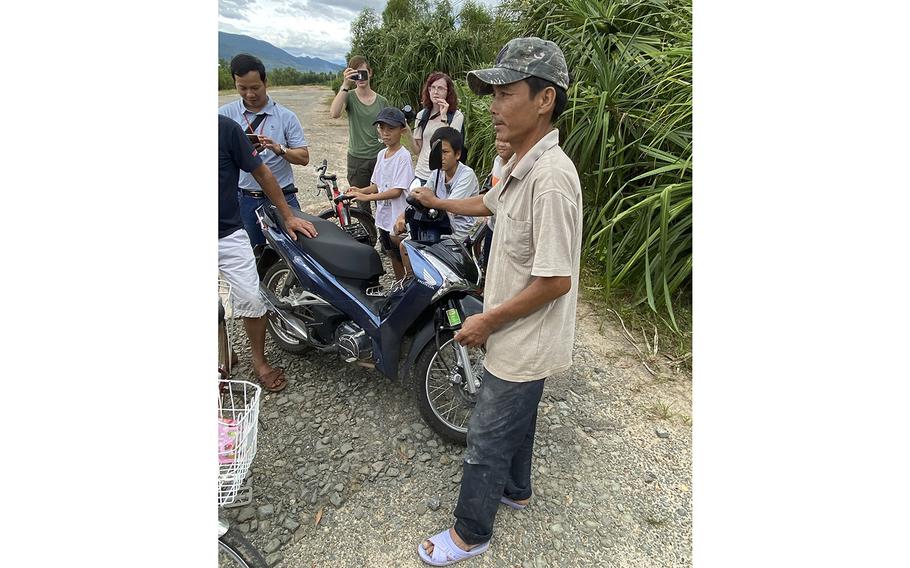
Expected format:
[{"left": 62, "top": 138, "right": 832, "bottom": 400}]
[
  {"left": 329, "top": 89, "right": 346, "bottom": 118},
  {"left": 284, "top": 147, "right": 309, "bottom": 166},
  {"left": 252, "top": 163, "right": 295, "bottom": 220},
  {"left": 434, "top": 194, "right": 491, "bottom": 216}
]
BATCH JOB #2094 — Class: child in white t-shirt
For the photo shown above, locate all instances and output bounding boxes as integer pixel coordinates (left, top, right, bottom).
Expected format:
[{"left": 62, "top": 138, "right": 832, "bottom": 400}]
[{"left": 347, "top": 107, "right": 413, "bottom": 279}]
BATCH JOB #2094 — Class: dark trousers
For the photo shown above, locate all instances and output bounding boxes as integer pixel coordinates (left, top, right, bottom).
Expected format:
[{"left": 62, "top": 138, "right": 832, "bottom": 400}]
[
  {"left": 346, "top": 153, "right": 376, "bottom": 215},
  {"left": 239, "top": 191, "right": 300, "bottom": 247},
  {"left": 453, "top": 370, "right": 545, "bottom": 545}
]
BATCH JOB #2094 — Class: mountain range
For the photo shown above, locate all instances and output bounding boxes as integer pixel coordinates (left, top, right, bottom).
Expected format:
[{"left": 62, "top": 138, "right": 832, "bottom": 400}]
[{"left": 219, "top": 31, "right": 343, "bottom": 74}]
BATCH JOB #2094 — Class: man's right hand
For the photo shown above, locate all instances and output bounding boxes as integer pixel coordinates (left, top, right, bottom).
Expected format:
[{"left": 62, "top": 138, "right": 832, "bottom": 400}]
[
  {"left": 411, "top": 187, "right": 439, "bottom": 209},
  {"left": 341, "top": 68, "right": 358, "bottom": 90},
  {"left": 284, "top": 216, "right": 318, "bottom": 240}
]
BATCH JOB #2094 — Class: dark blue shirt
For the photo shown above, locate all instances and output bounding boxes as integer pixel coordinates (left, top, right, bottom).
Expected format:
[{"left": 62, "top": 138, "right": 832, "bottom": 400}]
[{"left": 219, "top": 115, "right": 263, "bottom": 238}]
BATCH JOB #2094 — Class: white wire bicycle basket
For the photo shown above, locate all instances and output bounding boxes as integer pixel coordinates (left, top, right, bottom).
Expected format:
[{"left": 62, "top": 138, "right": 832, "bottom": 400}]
[{"left": 218, "top": 379, "right": 262, "bottom": 508}]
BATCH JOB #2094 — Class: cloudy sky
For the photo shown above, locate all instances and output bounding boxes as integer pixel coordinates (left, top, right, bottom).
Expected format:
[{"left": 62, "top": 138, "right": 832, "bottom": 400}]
[{"left": 219, "top": 0, "right": 503, "bottom": 65}]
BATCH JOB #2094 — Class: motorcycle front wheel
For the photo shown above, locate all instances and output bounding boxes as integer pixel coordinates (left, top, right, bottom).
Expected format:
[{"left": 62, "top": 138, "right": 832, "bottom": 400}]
[
  {"left": 219, "top": 526, "right": 268, "bottom": 568},
  {"left": 414, "top": 332, "right": 485, "bottom": 445},
  {"left": 318, "top": 207, "right": 377, "bottom": 247},
  {"left": 262, "top": 260, "right": 311, "bottom": 354}
]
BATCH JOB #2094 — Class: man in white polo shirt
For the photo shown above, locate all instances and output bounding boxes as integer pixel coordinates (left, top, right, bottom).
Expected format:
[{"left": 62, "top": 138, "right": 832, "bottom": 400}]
[
  {"left": 411, "top": 37, "right": 582, "bottom": 565},
  {"left": 219, "top": 53, "right": 310, "bottom": 247}
]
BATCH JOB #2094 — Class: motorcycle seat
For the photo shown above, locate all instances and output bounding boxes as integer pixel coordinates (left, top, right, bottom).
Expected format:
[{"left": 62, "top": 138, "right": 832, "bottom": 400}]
[{"left": 276, "top": 209, "right": 384, "bottom": 281}]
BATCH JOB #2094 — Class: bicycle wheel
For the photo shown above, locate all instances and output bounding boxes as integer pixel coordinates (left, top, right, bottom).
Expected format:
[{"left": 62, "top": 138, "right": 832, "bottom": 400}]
[
  {"left": 219, "top": 526, "right": 268, "bottom": 568},
  {"left": 318, "top": 207, "right": 377, "bottom": 247}
]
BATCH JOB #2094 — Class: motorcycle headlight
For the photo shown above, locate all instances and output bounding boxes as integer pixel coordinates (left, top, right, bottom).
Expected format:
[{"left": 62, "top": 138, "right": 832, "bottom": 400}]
[{"left": 424, "top": 253, "right": 470, "bottom": 302}]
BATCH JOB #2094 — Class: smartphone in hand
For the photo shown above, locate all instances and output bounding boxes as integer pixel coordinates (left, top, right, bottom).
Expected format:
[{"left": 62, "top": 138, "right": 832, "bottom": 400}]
[{"left": 246, "top": 133, "right": 260, "bottom": 145}]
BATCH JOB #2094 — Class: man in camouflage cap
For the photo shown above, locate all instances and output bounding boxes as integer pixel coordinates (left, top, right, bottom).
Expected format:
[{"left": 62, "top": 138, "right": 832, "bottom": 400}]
[{"left": 414, "top": 37, "right": 584, "bottom": 565}]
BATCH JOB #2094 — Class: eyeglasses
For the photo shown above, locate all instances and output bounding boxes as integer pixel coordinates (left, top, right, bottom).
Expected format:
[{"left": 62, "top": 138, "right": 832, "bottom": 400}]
[{"left": 429, "top": 85, "right": 447, "bottom": 92}]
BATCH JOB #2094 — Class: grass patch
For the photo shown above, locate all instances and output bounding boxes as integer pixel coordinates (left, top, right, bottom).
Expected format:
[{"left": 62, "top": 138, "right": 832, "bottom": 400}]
[
  {"left": 647, "top": 401, "right": 675, "bottom": 421},
  {"left": 580, "top": 264, "right": 692, "bottom": 374}
]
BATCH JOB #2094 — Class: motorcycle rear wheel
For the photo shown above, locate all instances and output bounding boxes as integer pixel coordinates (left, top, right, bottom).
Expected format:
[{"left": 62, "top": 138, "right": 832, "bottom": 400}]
[
  {"left": 318, "top": 207, "right": 377, "bottom": 247},
  {"left": 262, "top": 260, "right": 311, "bottom": 354}
]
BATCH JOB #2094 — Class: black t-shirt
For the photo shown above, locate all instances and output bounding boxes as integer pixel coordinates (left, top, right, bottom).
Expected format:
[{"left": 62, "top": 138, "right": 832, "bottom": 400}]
[{"left": 219, "top": 115, "right": 263, "bottom": 238}]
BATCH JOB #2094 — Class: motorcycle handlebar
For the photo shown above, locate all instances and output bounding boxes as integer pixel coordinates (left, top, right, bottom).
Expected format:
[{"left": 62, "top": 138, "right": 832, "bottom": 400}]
[{"left": 405, "top": 193, "right": 424, "bottom": 210}]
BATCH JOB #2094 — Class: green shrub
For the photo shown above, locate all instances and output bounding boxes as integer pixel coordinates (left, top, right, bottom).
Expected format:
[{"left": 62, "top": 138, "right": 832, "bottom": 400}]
[
  {"left": 516, "top": 0, "right": 692, "bottom": 327},
  {"left": 346, "top": 0, "right": 692, "bottom": 326}
]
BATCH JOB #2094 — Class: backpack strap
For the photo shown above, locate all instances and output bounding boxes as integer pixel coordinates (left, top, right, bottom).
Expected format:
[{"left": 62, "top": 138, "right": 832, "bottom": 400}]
[{"left": 245, "top": 113, "right": 267, "bottom": 134}]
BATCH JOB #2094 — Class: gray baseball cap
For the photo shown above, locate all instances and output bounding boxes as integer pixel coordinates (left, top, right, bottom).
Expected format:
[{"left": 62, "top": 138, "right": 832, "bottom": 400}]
[{"left": 467, "top": 37, "right": 570, "bottom": 96}]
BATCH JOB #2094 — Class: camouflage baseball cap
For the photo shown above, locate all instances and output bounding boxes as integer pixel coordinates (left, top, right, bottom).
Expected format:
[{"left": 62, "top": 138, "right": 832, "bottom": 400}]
[{"left": 467, "top": 37, "right": 570, "bottom": 96}]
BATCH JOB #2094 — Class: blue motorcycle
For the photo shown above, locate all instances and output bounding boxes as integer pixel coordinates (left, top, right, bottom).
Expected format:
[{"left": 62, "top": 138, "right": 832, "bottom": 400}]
[{"left": 254, "top": 192, "right": 485, "bottom": 444}]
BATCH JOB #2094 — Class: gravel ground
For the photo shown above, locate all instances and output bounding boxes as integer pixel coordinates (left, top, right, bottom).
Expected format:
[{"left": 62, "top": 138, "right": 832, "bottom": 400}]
[{"left": 219, "top": 86, "right": 692, "bottom": 567}]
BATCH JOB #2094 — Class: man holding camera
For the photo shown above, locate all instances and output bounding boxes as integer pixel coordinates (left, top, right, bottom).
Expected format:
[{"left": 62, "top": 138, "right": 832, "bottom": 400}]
[
  {"left": 219, "top": 53, "right": 310, "bottom": 247},
  {"left": 412, "top": 37, "right": 582, "bottom": 565},
  {"left": 329, "top": 56, "right": 389, "bottom": 213}
]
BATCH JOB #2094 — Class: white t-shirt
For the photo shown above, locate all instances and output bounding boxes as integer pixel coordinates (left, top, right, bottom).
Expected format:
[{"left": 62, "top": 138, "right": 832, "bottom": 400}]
[
  {"left": 370, "top": 146, "right": 414, "bottom": 232},
  {"left": 426, "top": 162, "right": 479, "bottom": 241},
  {"left": 413, "top": 108, "right": 465, "bottom": 180}
]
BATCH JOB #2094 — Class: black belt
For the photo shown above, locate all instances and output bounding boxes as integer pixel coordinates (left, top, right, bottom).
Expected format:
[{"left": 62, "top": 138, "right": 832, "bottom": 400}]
[{"left": 241, "top": 185, "right": 298, "bottom": 199}]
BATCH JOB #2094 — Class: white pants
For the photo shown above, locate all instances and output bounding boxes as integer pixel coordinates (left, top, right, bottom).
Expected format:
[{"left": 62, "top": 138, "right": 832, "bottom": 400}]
[{"left": 218, "top": 229, "right": 266, "bottom": 318}]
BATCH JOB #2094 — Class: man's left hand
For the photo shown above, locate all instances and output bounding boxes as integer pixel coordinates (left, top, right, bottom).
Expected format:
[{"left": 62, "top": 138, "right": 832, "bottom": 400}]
[
  {"left": 258, "top": 135, "right": 279, "bottom": 153},
  {"left": 454, "top": 313, "right": 496, "bottom": 348},
  {"left": 283, "top": 216, "right": 318, "bottom": 240}
]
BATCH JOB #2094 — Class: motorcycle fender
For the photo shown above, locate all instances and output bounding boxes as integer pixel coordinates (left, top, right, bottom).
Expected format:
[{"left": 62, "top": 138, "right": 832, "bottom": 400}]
[
  {"left": 256, "top": 246, "right": 282, "bottom": 280},
  {"left": 401, "top": 294, "right": 484, "bottom": 381}
]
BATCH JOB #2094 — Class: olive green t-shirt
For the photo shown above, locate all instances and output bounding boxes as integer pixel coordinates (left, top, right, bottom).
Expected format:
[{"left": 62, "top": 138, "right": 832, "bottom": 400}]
[{"left": 346, "top": 91, "right": 389, "bottom": 159}]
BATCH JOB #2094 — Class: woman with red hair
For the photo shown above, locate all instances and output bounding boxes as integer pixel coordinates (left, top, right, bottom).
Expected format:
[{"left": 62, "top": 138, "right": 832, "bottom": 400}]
[{"left": 405, "top": 72, "right": 465, "bottom": 189}]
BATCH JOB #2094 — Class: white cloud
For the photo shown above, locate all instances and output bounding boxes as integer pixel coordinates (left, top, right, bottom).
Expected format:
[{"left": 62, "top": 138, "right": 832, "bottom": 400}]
[
  {"left": 219, "top": 0, "right": 260, "bottom": 21},
  {"left": 219, "top": 1, "right": 504, "bottom": 64}
]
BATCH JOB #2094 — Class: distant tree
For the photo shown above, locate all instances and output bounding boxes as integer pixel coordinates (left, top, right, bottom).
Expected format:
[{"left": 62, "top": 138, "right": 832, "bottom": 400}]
[
  {"left": 218, "top": 59, "right": 235, "bottom": 90},
  {"left": 382, "top": 0, "right": 430, "bottom": 26}
]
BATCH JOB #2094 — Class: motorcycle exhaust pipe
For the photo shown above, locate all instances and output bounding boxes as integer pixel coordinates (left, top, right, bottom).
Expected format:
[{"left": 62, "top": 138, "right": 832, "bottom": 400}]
[{"left": 259, "top": 285, "right": 310, "bottom": 341}]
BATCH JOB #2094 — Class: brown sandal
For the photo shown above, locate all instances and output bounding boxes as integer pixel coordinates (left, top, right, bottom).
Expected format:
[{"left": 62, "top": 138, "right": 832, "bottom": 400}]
[{"left": 253, "top": 367, "right": 288, "bottom": 392}]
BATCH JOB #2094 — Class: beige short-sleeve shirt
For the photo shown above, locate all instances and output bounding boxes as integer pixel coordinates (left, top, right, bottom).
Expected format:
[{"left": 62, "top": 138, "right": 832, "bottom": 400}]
[{"left": 481, "top": 129, "right": 583, "bottom": 382}]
